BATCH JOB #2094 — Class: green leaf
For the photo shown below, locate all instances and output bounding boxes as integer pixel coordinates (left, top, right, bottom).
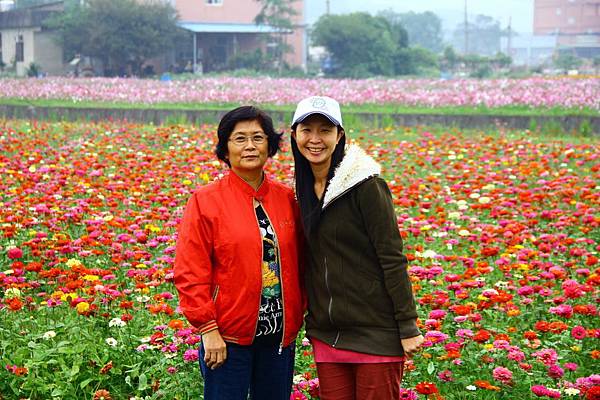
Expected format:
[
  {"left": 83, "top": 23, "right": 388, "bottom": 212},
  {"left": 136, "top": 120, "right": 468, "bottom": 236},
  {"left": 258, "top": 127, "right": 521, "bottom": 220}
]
[
  {"left": 80, "top": 378, "right": 94, "bottom": 389},
  {"left": 138, "top": 373, "right": 148, "bottom": 391},
  {"left": 427, "top": 361, "right": 436, "bottom": 375},
  {"left": 71, "top": 363, "right": 80, "bottom": 376}
]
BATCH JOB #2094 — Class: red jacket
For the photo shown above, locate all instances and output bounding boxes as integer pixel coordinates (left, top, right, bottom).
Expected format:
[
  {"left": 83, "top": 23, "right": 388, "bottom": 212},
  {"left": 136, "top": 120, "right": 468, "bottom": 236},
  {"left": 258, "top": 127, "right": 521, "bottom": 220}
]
[{"left": 174, "top": 171, "right": 305, "bottom": 347}]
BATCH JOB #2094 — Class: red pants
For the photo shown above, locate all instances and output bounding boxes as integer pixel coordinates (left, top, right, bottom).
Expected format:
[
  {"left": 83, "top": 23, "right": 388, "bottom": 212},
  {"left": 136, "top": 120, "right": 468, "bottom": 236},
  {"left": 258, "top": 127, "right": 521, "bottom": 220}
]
[{"left": 316, "top": 362, "right": 404, "bottom": 400}]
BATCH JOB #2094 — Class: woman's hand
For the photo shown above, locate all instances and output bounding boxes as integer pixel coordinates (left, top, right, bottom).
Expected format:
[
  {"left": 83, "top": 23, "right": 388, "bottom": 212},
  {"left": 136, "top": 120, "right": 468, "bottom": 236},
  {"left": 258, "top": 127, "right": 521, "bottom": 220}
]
[
  {"left": 202, "top": 330, "right": 227, "bottom": 369},
  {"left": 401, "top": 335, "right": 424, "bottom": 358}
]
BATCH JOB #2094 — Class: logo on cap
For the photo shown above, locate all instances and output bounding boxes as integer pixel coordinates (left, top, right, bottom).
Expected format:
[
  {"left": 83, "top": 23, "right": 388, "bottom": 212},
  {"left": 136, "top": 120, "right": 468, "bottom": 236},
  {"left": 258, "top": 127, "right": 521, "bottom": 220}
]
[{"left": 311, "top": 97, "right": 327, "bottom": 110}]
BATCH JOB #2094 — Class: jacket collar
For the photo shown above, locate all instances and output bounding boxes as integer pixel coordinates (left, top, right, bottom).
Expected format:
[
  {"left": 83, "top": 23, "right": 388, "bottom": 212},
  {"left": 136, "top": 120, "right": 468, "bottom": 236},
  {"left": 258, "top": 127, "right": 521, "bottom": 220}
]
[
  {"left": 322, "top": 144, "right": 381, "bottom": 209},
  {"left": 227, "top": 170, "right": 270, "bottom": 201}
]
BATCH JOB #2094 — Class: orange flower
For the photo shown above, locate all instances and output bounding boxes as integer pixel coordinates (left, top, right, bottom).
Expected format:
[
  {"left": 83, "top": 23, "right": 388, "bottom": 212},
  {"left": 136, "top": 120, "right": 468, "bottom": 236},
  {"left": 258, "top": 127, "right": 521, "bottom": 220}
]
[
  {"left": 168, "top": 319, "right": 184, "bottom": 330},
  {"left": 93, "top": 390, "right": 112, "bottom": 400}
]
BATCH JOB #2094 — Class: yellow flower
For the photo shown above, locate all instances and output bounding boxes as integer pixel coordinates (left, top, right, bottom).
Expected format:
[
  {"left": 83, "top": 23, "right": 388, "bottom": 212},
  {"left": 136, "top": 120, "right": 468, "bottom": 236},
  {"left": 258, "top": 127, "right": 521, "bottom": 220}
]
[
  {"left": 66, "top": 258, "right": 83, "bottom": 268},
  {"left": 83, "top": 275, "right": 99, "bottom": 281},
  {"left": 182, "top": 179, "right": 192, "bottom": 186},
  {"left": 61, "top": 292, "right": 77, "bottom": 302},
  {"left": 76, "top": 302, "right": 90, "bottom": 314}
]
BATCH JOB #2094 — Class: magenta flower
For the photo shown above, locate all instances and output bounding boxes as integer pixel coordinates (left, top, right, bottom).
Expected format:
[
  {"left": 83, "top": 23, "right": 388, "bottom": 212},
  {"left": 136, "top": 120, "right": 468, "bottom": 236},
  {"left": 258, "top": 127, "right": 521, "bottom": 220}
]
[
  {"left": 571, "top": 325, "right": 586, "bottom": 340},
  {"left": 399, "top": 388, "right": 418, "bottom": 400},
  {"left": 183, "top": 348, "right": 199, "bottom": 363},
  {"left": 531, "top": 385, "right": 560, "bottom": 398},
  {"left": 547, "top": 364, "right": 564, "bottom": 379}
]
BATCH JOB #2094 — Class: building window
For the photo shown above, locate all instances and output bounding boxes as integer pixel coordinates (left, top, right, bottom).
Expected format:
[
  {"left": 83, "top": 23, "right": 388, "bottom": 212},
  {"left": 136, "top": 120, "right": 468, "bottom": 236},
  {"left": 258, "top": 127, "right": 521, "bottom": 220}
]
[
  {"left": 206, "top": 0, "right": 223, "bottom": 4},
  {"left": 15, "top": 35, "right": 24, "bottom": 62}
]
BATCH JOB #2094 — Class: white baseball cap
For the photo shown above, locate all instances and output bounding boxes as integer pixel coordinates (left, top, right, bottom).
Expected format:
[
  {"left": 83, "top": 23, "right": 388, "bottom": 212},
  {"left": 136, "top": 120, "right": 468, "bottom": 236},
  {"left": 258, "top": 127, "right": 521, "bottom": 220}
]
[{"left": 291, "top": 96, "right": 343, "bottom": 129}]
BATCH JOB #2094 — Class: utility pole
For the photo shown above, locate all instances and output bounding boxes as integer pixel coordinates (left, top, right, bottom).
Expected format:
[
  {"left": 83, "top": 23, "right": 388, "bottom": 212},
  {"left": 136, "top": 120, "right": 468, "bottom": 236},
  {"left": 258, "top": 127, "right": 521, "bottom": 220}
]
[
  {"left": 507, "top": 16, "right": 512, "bottom": 56},
  {"left": 464, "top": 0, "right": 468, "bottom": 54},
  {"left": 326, "top": 0, "right": 330, "bottom": 15}
]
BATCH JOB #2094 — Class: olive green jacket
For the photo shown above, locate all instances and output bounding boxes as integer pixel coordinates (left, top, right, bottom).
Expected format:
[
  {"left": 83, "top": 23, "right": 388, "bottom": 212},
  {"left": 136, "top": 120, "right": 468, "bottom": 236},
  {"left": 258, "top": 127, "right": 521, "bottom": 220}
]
[{"left": 305, "top": 144, "right": 420, "bottom": 356}]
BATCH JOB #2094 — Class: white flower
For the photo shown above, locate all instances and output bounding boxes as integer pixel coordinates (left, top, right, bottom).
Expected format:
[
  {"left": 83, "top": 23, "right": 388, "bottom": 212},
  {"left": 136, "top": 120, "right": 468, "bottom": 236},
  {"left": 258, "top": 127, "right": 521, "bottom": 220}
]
[
  {"left": 466, "top": 385, "right": 477, "bottom": 391},
  {"left": 4, "top": 287, "right": 21, "bottom": 299},
  {"left": 109, "top": 318, "right": 126, "bottom": 328},
  {"left": 564, "top": 388, "right": 580, "bottom": 396},
  {"left": 458, "top": 229, "right": 471, "bottom": 237},
  {"left": 421, "top": 249, "right": 438, "bottom": 258},
  {"left": 448, "top": 211, "right": 461, "bottom": 219},
  {"left": 42, "top": 330, "right": 56, "bottom": 340},
  {"left": 478, "top": 196, "right": 491, "bottom": 204},
  {"left": 106, "top": 337, "right": 118, "bottom": 347},
  {"left": 469, "top": 193, "right": 480, "bottom": 199}
]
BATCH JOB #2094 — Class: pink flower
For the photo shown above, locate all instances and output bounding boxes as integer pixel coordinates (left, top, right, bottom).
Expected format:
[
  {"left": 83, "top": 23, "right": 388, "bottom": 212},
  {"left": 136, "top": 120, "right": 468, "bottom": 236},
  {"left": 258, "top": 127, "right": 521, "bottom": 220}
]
[
  {"left": 399, "top": 388, "right": 418, "bottom": 400},
  {"left": 493, "top": 367, "right": 513, "bottom": 385},
  {"left": 571, "top": 325, "right": 587, "bottom": 340},
  {"left": 548, "top": 364, "right": 564, "bottom": 379},
  {"left": 183, "top": 349, "right": 199, "bottom": 362},
  {"left": 7, "top": 247, "right": 23, "bottom": 259},
  {"left": 532, "top": 349, "right": 558, "bottom": 366},
  {"left": 564, "top": 362, "right": 578, "bottom": 371},
  {"left": 437, "top": 369, "right": 454, "bottom": 382},
  {"left": 549, "top": 304, "right": 573, "bottom": 318},
  {"left": 290, "top": 390, "right": 308, "bottom": 400}
]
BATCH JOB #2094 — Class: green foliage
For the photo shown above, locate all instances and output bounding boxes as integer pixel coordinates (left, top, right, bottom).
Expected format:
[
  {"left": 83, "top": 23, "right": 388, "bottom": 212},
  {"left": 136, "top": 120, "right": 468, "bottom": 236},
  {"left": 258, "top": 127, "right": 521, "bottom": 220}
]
[
  {"left": 394, "top": 46, "right": 438, "bottom": 75},
  {"left": 380, "top": 10, "right": 443, "bottom": 53},
  {"left": 48, "top": 0, "right": 181, "bottom": 76},
  {"left": 554, "top": 52, "right": 583, "bottom": 72},
  {"left": 312, "top": 12, "right": 399, "bottom": 77},
  {"left": 254, "top": 0, "right": 298, "bottom": 71},
  {"left": 26, "top": 62, "right": 41, "bottom": 77},
  {"left": 452, "top": 14, "right": 504, "bottom": 56},
  {"left": 227, "top": 49, "right": 268, "bottom": 71}
]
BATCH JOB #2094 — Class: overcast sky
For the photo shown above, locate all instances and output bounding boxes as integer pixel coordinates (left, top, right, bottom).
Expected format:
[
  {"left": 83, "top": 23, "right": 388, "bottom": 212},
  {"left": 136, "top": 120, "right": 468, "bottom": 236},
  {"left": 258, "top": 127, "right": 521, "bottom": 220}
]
[{"left": 306, "top": 0, "right": 535, "bottom": 35}]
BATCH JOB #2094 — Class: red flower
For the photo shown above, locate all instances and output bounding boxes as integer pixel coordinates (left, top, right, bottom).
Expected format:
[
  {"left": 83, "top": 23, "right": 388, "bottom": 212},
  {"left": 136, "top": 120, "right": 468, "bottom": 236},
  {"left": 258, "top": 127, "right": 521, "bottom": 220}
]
[
  {"left": 586, "top": 386, "right": 600, "bottom": 400},
  {"left": 415, "top": 381, "right": 439, "bottom": 395},
  {"left": 7, "top": 247, "right": 23, "bottom": 259},
  {"left": 473, "top": 329, "right": 491, "bottom": 343}
]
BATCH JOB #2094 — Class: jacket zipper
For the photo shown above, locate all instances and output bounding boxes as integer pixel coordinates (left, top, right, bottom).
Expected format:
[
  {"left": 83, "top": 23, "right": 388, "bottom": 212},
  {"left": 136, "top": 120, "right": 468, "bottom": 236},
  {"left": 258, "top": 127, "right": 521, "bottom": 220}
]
[
  {"left": 211, "top": 285, "right": 219, "bottom": 302},
  {"left": 324, "top": 256, "right": 340, "bottom": 347},
  {"left": 260, "top": 203, "right": 286, "bottom": 355},
  {"left": 251, "top": 199, "right": 264, "bottom": 345}
]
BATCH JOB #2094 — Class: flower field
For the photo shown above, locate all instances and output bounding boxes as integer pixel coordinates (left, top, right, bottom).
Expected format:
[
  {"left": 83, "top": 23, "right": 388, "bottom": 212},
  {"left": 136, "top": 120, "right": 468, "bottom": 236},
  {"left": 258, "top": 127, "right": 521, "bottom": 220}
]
[
  {"left": 0, "top": 76, "right": 599, "bottom": 110},
  {"left": 0, "top": 119, "right": 599, "bottom": 400}
]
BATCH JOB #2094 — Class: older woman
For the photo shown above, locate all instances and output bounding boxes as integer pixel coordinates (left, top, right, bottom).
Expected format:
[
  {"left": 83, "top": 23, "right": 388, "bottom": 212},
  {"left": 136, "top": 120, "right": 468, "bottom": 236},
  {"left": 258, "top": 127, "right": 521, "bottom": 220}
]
[
  {"left": 290, "top": 96, "right": 423, "bottom": 400},
  {"left": 174, "top": 106, "right": 304, "bottom": 400}
]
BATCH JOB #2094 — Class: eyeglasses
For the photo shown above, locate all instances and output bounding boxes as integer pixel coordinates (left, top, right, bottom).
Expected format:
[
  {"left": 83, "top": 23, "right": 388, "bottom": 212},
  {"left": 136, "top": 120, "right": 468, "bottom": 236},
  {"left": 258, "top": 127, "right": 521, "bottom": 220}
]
[{"left": 229, "top": 134, "right": 268, "bottom": 146}]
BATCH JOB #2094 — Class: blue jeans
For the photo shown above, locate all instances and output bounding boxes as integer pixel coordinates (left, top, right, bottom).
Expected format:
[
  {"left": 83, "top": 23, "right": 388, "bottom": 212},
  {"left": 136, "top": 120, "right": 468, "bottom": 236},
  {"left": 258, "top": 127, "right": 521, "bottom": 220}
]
[{"left": 199, "top": 341, "right": 295, "bottom": 400}]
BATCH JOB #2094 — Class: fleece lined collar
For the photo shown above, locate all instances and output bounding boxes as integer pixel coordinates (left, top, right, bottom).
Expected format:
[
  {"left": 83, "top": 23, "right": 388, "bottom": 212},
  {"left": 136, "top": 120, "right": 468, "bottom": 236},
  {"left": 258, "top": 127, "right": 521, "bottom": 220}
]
[{"left": 322, "top": 144, "right": 381, "bottom": 209}]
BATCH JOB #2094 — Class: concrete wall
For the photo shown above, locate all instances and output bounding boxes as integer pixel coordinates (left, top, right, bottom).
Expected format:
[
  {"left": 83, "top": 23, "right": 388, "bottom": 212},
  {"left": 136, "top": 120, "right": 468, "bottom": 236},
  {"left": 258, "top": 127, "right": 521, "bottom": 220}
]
[
  {"left": 33, "top": 30, "right": 63, "bottom": 75},
  {"left": 1, "top": 104, "right": 597, "bottom": 134}
]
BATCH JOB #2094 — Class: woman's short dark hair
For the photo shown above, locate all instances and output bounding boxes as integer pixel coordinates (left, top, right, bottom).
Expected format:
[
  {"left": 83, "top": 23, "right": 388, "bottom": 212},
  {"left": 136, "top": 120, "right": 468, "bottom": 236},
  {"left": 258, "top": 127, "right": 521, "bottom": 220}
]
[{"left": 215, "top": 106, "right": 283, "bottom": 167}]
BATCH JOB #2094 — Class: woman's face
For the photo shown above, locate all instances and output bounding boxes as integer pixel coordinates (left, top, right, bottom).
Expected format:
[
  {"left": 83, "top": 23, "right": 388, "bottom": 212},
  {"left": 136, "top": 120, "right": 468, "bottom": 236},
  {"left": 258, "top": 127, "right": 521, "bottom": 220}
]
[
  {"left": 292, "top": 114, "right": 343, "bottom": 168},
  {"left": 226, "top": 119, "right": 269, "bottom": 176}
]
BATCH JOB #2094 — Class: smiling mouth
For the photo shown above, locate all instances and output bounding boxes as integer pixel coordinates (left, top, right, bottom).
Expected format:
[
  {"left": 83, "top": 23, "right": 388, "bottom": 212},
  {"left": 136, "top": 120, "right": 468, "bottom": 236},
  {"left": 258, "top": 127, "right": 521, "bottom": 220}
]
[{"left": 307, "top": 147, "right": 325, "bottom": 154}]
